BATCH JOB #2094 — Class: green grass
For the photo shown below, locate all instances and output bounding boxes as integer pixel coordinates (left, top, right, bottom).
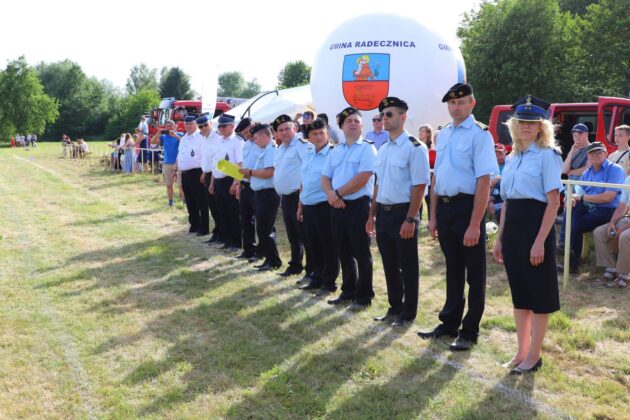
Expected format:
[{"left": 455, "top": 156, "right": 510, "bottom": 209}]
[{"left": 0, "top": 143, "right": 628, "bottom": 419}]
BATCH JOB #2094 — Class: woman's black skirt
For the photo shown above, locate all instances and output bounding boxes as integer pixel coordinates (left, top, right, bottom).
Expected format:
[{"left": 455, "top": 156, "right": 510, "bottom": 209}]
[{"left": 502, "top": 199, "right": 560, "bottom": 314}]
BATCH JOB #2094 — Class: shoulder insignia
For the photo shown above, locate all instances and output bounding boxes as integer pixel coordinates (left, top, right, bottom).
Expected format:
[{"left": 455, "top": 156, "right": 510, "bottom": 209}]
[
  {"left": 437, "top": 122, "right": 451, "bottom": 130},
  {"left": 474, "top": 121, "right": 488, "bottom": 131},
  {"left": 298, "top": 137, "right": 308, "bottom": 144},
  {"left": 408, "top": 136, "right": 422, "bottom": 147},
  {"left": 329, "top": 144, "right": 336, "bottom": 149},
  {"left": 364, "top": 139, "right": 374, "bottom": 144},
  {"left": 552, "top": 147, "right": 562, "bottom": 156}
]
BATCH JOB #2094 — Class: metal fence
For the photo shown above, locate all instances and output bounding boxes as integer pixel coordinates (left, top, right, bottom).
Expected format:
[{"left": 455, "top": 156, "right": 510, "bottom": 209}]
[
  {"left": 58, "top": 143, "right": 164, "bottom": 175},
  {"left": 561, "top": 178, "right": 630, "bottom": 288}
]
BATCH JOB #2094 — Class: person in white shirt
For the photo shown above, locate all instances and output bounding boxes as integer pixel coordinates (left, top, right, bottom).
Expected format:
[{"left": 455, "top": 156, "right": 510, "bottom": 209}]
[
  {"left": 209, "top": 113, "right": 244, "bottom": 251},
  {"left": 177, "top": 115, "right": 209, "bottom": 236},
  {"left": 197, "top": 115, "right": 223, "bottom": 245}
]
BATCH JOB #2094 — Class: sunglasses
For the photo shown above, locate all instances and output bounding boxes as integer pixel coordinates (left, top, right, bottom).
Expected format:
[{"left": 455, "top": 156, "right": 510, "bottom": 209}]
[
  {"left": 379, "top": 111, "right": 399, "bottom": 118},
  {"left": 218, "top": 124, "right": 229, "bottom": 129},
  {"left": 372, "top": 118, "right": 382, "bottom": 122},
  {"left": 198, "top": 123, "right": 209, "bottom": 129}
]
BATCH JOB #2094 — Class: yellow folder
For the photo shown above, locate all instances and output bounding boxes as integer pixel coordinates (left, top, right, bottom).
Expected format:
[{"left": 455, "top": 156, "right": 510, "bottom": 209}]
[{"left": 216, "top": 159, "right": 244, "bottom": 181}]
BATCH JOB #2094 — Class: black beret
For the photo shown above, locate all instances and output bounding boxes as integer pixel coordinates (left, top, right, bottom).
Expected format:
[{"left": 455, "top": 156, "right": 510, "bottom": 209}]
[
  {"left": 235, "top": 117, "right": 252, "bottom": 134},
  {"left": 338, "top": 107, "right": 362, "bottom": 126},
  {"left": 272, "top": 114, "right": 293, "bottom": 131},
  {"left": 317, "top": 113, "right": 329, "bottom": 124},
  {"left": 441, "top": 83, "right": 474, "bottom": 103},
  {"left": 250, "top": 123, "right": 270, "bottom": 137},
  {"left": 304, "top": 118, "right": 327, "bottom": 139},
  {"left": 378, "top": 96, "right": 408, "bottom": 112}
]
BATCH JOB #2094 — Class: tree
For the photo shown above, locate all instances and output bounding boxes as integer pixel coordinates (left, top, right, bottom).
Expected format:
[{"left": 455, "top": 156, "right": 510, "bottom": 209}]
[
  {"left": 125, "top": 63, "right": 158, "bottom": 95},
  {"left": 240, "top": 78, "right": 262, "bottom": 99},
  {"left": 577, "top": 0, "right": 630, "bottom": 98},
  {"left": 37, "top": 60, "right": 114, "bottom": 139},
  {"left": 277, "top": 61, "right": 311, "bottom": 89},
  {"left": 159, "top": 67, "right": 193, "bottom": 99},
  {"left": 0, "top": 56, "right": 58, "bottom": 140},
  {"left": 557, "top": 0, "right": 597, "bottom": 15},
  {"left": 105, "top": 88, "right": 160, "bottom": 139},
  {"left": 218, "top": 71, "right": 246, "bottom": 97},
  {"left": 457, "top": 0, "right": 577, "bottom": 121}
]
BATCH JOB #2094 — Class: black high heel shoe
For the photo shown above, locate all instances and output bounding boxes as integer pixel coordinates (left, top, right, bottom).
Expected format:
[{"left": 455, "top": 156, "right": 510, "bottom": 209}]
[{"left": 510, "top": 358, "right": 543, "bottom": 375}]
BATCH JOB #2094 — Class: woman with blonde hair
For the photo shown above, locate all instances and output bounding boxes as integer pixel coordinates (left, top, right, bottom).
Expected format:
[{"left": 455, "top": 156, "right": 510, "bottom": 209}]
[
  {"left": 492, "top": 95, "right": 563, "bottom": 374},
  {"left": 123, "top": 133, "right": 136, "bottom": 174}
]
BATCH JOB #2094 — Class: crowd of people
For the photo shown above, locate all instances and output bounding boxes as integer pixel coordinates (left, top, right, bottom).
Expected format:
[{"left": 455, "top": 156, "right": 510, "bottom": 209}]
[
  {"left": 105, "top": 118, "right": 161, "bottom": 174},
  {"left": 85, "top": 82, "right": 627, "bottom": 376},
  {"left": 10, "top": 133, "right": 38, "bottom": 148}
]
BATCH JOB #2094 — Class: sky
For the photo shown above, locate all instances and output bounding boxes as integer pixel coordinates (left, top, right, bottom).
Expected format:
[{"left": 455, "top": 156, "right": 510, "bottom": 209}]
[{"left": 4, "top": 0, "right": 480, "bottom": 94}]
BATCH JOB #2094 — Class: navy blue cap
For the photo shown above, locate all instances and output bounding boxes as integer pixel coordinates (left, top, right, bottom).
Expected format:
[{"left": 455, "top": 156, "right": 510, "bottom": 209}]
[
  {"left": 511, "top": 95, "right": 550, "bottom": 121},
  {"left": 442, "top": 83, "right": 473, "bottom": 103},
  {"left": 572, "top": 123, "right": 589, "bottom": 133},
  {"left": 338, "top": 107, "right": 362, "bottom": 126},
  {"left": 184, "top": 115, "right": 197, "bottom": 123},
  {"left": 272, "top": 114, "right": 293, "bottom": 131},
  {"left": 218, "top": 114, "right": 235, "bottom": 125},
  {"left": 195, "top": 115, "right": 209, "bottom": 125}
]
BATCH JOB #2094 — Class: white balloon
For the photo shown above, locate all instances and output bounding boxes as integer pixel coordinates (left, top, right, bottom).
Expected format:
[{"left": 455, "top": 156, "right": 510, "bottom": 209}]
[{"left": 310, "top": 13, "right": 466, "bottom": 136}]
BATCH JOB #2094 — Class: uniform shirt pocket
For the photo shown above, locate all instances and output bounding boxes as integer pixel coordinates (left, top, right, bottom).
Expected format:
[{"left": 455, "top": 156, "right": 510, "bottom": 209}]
[{"left": 391, "top": 159, "right": 408, "bottom": 182}]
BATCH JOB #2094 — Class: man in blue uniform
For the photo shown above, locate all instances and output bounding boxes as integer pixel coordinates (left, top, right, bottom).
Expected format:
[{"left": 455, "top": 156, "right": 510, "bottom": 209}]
[
  {"left": 418, "top": 83, "right": 498, "bottom": 351},
  {"left": 235, "top": 117, "right": 260, "bottom": 260},
  {"left": 367, "top": 97, "right": 430, "bottom": 327},
  {"left": 273, "top": 114, "right": 311, "bottom": 277},
  {"left": 322, "top": 106, "right": 377, "bottom": 310}
]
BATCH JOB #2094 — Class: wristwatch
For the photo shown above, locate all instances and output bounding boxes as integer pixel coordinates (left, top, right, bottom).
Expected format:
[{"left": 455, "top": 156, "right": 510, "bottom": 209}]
[
  {"left": 405, "top": 216, "right": 417, "bottom": 224},
  {"left": 580, "top": 194, "right": 585, "bottom": 203}
]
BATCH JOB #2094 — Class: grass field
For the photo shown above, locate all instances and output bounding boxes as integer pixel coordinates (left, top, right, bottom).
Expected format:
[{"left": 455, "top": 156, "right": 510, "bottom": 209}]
[{"left": 0, "top": 143, "right": 628, "bottom": 419}]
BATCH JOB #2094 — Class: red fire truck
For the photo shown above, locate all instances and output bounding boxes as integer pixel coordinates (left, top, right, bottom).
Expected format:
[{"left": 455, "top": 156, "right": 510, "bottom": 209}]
[
  {"left": 488, "top": 96, "right": 630, "bottom": 156},
  {"left": 148, "top": 98, "right": 232, "bottom": 136}
]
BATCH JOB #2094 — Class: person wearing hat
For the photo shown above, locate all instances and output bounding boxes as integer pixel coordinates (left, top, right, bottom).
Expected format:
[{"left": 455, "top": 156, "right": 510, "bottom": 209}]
[
  {"left": 418, "top": 83, "right": 497, "bottom": 351},
  {"left": 235, "top": 117, "right": 261, "bottom": 260},
  {"left": 565, "top": 141, "right": 625, "bottom": 273},
  {"left": 209, "top": 114, "right": 244, "bottom": 251},
  {"left": 240, "top": 123, "right": 283, "bottom": 271},
  {"left": 177, "top": 115, "right": 209, "bottom": 235},
  {"left": 492, "top": 95, "right": 563, "bottom": 374},
  {"left": 487, "top": 143, "right": 508, "bottom": 221},
  {"left": 296, "top": 118, "right": 340, "bottom": 295},
  {"left": 366, "top": 97, "right": 430, "bottom": 327},
  {"left": 558, "top": 123, "right": 592, "bottom": 247},
  {"left": 272, "top": 114, "right": 312, "bottom": 278},
  {"left": 322, "top": 106, "right": 377, "bottom": 310},
  {"left": 197, "top": 115, "right": 223, "bottom": 244}
]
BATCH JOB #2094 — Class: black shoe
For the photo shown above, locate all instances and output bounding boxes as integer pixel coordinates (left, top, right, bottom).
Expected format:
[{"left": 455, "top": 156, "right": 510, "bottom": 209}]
[
  {"left": 510, "top": 358, "right": 543, "bottom": 375},
  {"left": 248, "top": 256, "right": 262, "bottom": 263},
  {"left": 236, "top": 252, "right": 253, "bottom": 259},
  {"left": 219, "top": 243, "right": 231, "bottom": 250},
  {"left": 449, "top": 336, "right": 476, "bottom": 351},
  {"left": 557, "top": 264, "right": 579, "bottom": 274},
  {"left": 392, "top": 318, "right": 413, "bottom": 328},
  {"left": 299, "top": 282, "right": 322, "bottom": 291},
  {"left": 196, "top": 231, "right": 209, "bottom": 236},
  {"left": 314, "top": 289, "right": 334, "bottom": 297},
  {"left": 188, "top": 228, "right": 198, "bottom": 234},
  {"left": 327, "top": 295, "right": 353, "bottom": 305},
  {"left": 258, "top": 263, "right": 281, "bottom": 272},
  {"left": 226, "top": 246, "right": 240, "bottom": 252},
  {"left": 295, "top": 274, "right": 311, "bottom": 285},
  {"left": 373, "top": 312, "right": 398, "bottom": 322},
  {"left": 347, "top": 301, "right": 371, "bottom": 311},
  {"left": 254, "top": 260, "right": 270, "bottom": 269},
  {"left": 207, "top": 235, "right": 219, "bottom": 244},
  {"left": 417, "top": 326, "right": 458, "bottom": 340},
  {"left": 279, "top": 268, "right": 302, "bottom": 277}
]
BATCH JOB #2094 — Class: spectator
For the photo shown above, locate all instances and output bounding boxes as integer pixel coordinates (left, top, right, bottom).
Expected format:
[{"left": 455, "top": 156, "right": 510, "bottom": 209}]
[
  {"left": 365, "top": 113, "right": 388, "bottom": 149},
  {"left": 609, "top": 125, "right": 630, "bottom": 174},
  {"left": 138, "top": 116, "right": 149, "bottom": 136},
  {"left": 123, "top": 133, "right": 136, "bottom": 174},
  {"left": 487, "top": 143, "right": 507, "bottom": 221},
  {"left": 76, "top": 138, "right": 89, "bottom": 158},
  {"left": 10, "top": 136, "right": 15, "bottom": 148},
  {"left": 135, "top": 128, "right": 149, "bottom": 172},
  {"left": 566, "top": 142, "right": 626, "bottom": 273},
  {"left": 61, "top": 134, "right": 73, "bottom": 157},
  {"left": 418, "top": 124, "right": 434, "bottom": 222},
  {"left": 593, "top": 168, "right": 630, "bottom": 288},
  {"left": 299, "top": 111, "right": 315, "bottom": 135},
  {"left": 31, "top": 133, "right": 37, "bottom": 148},
  {"left": 318, "top": 113, "right": 341, "bottom": 145}
]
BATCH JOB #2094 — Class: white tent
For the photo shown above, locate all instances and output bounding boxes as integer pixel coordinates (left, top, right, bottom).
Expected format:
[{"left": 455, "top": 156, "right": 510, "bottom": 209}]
[{"left": 212, "top": 85, "right": 314, "bottom": 124}]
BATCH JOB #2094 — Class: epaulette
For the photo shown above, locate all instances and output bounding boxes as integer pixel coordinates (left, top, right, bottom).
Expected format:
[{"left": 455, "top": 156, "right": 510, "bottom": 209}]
[
  {"left": 474, "top": 121, "right": 488, "bottom": 131},
  {"left": 298, "top": 137, "right": 309, "bottom": 144},
  {"left": 437, "top": 122, "right": 451, "bottom": 130},
  {"left": 408, "top": 136, "right": 422, "bottom": 147},
  {"left": 552, "top": 147, "right": 562, "bottom": 156},
  {"left": 329, "top": 144, "right": 337, "bottom": 149},
  {"left": 364, "top": 139, "right": 374, "bottom": 144}
]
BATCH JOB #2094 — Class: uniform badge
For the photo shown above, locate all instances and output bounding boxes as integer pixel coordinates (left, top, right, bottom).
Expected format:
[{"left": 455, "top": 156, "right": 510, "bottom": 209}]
[{"left": 191, "top": 150, "right": 194, "bottom": 157}]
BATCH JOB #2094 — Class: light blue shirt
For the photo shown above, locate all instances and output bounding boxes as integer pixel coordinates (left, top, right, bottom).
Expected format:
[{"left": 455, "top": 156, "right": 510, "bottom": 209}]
[
  {"left": 500, "top": 143, "right": 563, "bottom": 203},
  {"left": 242, "top": 139, "right": 260, "bottom": 184},
  {"left": 251, "top": 142, "right": 276, "bottom": 191},
  {"left": 322, "top": 137, "right": 377, "bottom": 200},
  {"left": 273, "top": 135, "right": 310, "bottom": 195},
  {"left": 434, "top": 115, "right": 497, "bottom": 196},
  {"left": 375, "top": 130, "right": 430, "bottom": 205},
  {"left": 365, "top": 130, "right": 389, "bottom": 150},
  {"left": 300, "top": 144, "right": 332, "bottom": 205},
  {"left": 620, "top": 176, "right": 630, "bottom": 206},
  {"left": 579, "top": 159, "right": 626, "bottom": 208}
]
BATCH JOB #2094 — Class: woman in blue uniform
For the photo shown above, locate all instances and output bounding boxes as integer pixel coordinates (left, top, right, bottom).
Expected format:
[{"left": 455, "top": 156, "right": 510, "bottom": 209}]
[{"left": 492, "top": 95, "right": 563, "bottom": 375}]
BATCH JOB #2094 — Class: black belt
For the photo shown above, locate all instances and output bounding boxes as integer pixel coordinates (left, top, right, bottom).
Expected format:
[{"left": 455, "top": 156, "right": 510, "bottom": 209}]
[
  {"left": 241, "top": 181, "right": 251, "bottom": 188},
  {"left": 282, "top": 191, "right": 300, "bottom": 197},
  {"left": 438, "top": 193, "right": 473, "bottom": 204},
  {"left": 378, "top": 203, "right": 409, "bottom": 212},
  {"left": 181, "top": 167, "right": 201, "bottom": 174}
]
